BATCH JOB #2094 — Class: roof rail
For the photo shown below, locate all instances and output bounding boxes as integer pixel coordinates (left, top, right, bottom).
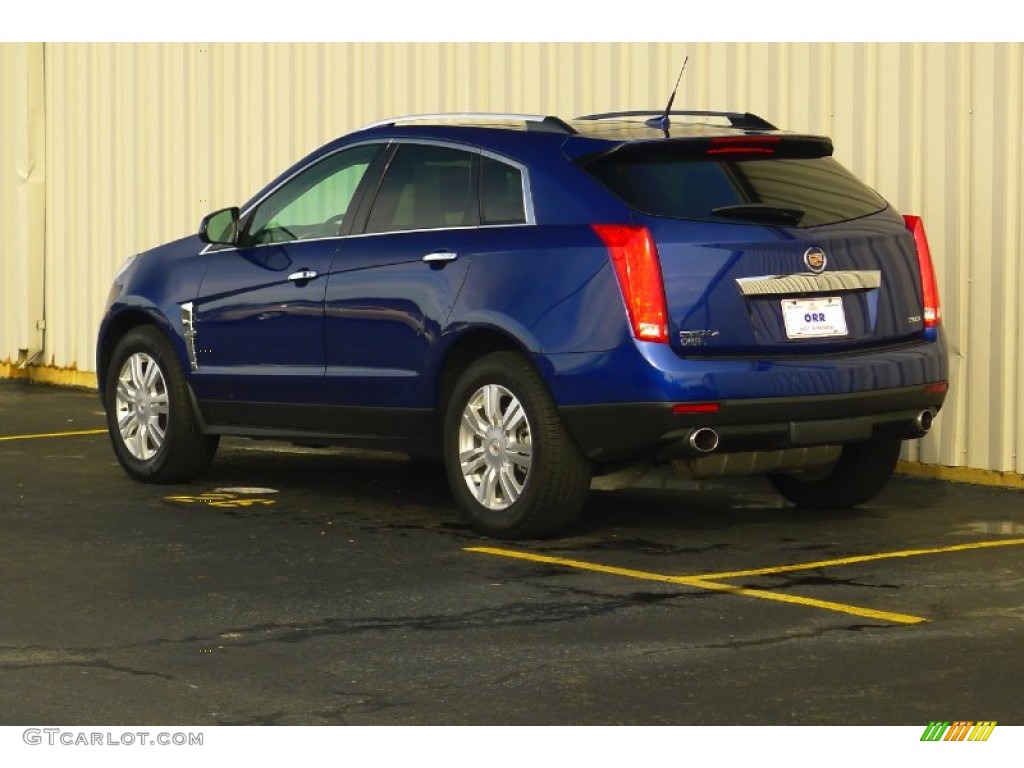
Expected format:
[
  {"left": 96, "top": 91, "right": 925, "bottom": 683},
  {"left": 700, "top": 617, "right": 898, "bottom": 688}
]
[
  {"left": 575, "top": 110, "right": 778, "bottom": 131},
  {"left": 358, "top": 113, "right": 576, "bottom": 134}
]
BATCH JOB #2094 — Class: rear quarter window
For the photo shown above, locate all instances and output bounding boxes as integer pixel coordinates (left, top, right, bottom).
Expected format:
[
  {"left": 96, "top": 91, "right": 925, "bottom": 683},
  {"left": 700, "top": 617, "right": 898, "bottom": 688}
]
[
  {"left": 583, "top": 149, "right": 887, "bottom": 227},
  {"left": 481, "top": 155, "right": 526, "bottom": 225}
]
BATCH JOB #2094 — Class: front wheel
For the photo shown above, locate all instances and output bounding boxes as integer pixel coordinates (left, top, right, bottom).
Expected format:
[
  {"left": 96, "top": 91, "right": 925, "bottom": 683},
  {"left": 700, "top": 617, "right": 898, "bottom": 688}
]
[
  {"left": 105, "top": 326, "right": 219, "bottom": 483},
  {"left": 769, "top": 434, "right": 902, "bottom": 509},
  {"left": 443, "top": 351, "right": 591, "bottom": 539}
]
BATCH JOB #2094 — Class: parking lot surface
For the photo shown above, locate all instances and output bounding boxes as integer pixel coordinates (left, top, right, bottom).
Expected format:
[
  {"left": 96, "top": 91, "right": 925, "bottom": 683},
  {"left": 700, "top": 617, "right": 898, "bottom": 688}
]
[{"left": 1, "top": 380, "right": 1022, "bottom": 725}]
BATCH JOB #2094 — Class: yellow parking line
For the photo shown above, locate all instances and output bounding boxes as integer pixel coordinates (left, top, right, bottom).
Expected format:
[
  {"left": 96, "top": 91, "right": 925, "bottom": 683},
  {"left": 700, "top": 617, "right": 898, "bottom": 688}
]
[
  {"left": 692, "top": 538, "right": 1024, "bottom": 580},
  {"left": 0, "top": 428, "right": 107, "bottom": 442},
  {"left": 466, "top": 546, "right": 928, "bottom": 624},
  {"left": 678, "top": 575, "right": 927, "bottom": 624},
  {"left": 469, "top": 546, "right": 692, "bottom": 585}
]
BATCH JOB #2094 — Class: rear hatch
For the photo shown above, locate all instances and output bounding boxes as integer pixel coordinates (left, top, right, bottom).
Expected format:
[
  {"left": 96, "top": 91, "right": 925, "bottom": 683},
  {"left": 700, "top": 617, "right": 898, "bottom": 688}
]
[{"left": 580, "top": 135, "right": 927, "bottom": 356}]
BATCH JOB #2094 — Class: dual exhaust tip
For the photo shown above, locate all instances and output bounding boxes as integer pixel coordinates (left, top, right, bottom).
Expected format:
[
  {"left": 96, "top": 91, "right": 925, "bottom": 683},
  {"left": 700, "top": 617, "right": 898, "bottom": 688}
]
[{"left": 686, "top": 409, "right": 934, "bottom": 455}]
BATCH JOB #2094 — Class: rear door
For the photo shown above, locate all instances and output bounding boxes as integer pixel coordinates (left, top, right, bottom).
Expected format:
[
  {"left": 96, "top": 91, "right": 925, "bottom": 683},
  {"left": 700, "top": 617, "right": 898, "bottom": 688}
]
[
  {"left": 582, "top": 138, "right": 927, "bottom": 357},
  {"left": 322, "top": 142, "right": 481, "bottom": 416}
]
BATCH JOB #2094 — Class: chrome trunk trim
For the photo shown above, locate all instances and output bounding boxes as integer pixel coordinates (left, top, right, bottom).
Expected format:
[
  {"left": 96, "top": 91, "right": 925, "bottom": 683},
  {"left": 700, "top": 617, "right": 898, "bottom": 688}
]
[{"left": 736, "top": 270, "right": 881, "bottom": 296}]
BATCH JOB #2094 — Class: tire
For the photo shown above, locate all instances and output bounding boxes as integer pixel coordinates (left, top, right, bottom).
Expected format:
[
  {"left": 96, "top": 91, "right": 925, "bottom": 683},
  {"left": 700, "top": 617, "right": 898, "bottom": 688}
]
[
  {"left": 443, "top": 351, "right": 591, "bottom": 539},
  {"left": 769, "top": 434, "right": 902, "bottom": 509},
  {"left": 105, "top": 326, "right": 219, "bottom": 483}
]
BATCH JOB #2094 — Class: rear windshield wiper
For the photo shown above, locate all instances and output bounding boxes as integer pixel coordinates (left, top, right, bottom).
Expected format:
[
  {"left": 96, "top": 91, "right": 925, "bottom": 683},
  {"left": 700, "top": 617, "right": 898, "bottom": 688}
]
[{"left": 711, "top": 204, "right": 806, "bottom": 226}]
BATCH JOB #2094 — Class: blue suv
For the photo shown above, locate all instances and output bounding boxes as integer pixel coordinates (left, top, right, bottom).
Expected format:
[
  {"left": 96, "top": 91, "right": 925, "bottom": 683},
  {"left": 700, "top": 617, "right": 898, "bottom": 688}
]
[{"left": 97, "top": 110, "right": 948, "bottom": 538}]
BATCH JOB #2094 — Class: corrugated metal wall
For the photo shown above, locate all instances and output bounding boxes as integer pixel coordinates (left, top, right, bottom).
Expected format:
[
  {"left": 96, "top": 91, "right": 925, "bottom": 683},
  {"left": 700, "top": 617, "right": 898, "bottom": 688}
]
[
  {"left": 1, "top": 43, "right": 45, "bottom": 370},
  {"left": 2, "top": 42, "right": 1022, "bottom": 475}
]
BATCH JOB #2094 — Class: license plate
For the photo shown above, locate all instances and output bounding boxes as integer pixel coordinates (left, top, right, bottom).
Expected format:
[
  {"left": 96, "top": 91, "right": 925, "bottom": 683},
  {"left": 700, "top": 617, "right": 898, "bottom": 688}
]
[{"left": 781, "top": 297, "right": 848, "bottom": 339}]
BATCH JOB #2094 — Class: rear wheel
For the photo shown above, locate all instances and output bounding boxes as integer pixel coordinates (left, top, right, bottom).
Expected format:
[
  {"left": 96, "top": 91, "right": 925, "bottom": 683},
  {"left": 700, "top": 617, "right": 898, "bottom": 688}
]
[
  {"left": 769, "top": 434, "right": 902, "bottom": 509},
  {"left": 105, "top": 326, "right": 219, "bottom": 483},
  {"left": 443, "top": 351, "right": 591, "bottom": 539}
]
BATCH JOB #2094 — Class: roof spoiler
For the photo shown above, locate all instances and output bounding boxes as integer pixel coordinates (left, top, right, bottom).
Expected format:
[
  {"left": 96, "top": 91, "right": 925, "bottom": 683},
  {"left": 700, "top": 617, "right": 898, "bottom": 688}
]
[{"left": 575, "top": 110, "right": 778, "bottom": 132}]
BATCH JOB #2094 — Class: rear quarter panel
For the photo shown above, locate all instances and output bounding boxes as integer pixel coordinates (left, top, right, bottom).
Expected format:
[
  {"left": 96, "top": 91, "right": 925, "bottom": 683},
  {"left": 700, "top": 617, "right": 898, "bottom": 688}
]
[{"left": 447, "top": 224, "right": 629, "bottom": 355}]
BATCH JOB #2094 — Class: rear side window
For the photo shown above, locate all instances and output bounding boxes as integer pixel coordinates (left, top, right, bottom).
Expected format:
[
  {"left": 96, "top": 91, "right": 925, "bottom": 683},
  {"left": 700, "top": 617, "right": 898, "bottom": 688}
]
[
  {"left": 365, "top": 144, "right": 479, "bottom": 233},
  {"left": 583, "top": 146, "right": 887, "bottom": 228}
]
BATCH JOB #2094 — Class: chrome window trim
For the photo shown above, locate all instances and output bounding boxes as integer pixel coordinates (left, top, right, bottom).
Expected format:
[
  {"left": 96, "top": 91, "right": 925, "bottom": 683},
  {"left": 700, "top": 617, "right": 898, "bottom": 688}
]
[
  {"left": 340, "top": 222, "right": 535, "bottom": 240},
  {"left": 199, "top": 235, "right": 345, "bottom": 256},
  {"left": 197, "top": 137, "right": 536, "bottom": 256}
]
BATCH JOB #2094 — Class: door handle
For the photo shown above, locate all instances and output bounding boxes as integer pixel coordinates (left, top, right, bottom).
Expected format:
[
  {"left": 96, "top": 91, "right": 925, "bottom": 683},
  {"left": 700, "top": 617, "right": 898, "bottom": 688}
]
[
  {"left": 422, "top": 251, "right": 458, "bottom": 263},
  {"left": 288, "top": 269, "right": 319, "bottom": 282}
]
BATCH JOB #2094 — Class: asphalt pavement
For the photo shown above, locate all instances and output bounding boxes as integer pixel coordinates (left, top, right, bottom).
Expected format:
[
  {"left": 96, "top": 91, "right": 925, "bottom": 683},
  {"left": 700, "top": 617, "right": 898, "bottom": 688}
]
[{"left": 1, "top": 379, "right": 1022, "bottom": 726}]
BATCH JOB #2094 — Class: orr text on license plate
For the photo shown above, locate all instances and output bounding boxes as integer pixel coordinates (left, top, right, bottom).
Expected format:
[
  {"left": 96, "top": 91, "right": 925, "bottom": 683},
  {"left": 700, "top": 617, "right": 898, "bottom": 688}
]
[{"left": 781, "top": 296, "right": 848, "bottom": 339}]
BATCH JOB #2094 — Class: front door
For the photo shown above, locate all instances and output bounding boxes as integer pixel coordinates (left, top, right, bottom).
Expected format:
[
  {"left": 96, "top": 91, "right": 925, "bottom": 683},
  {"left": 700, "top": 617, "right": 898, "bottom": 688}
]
[{"left": 189, "top": 143, "right": 384, "bottom": 429}]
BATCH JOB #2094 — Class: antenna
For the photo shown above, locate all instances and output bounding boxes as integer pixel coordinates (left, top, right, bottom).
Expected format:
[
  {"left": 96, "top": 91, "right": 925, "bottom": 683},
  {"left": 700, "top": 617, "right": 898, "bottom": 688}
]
[{"left": 646, "top": 56, "right": 689, "bottom": 133}]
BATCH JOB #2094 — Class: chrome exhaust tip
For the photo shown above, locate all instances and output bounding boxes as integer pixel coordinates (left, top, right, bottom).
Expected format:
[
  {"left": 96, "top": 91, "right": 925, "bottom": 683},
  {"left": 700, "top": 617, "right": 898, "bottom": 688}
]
[
  {"left": 914, "top": 408, "right": 935, "bottom": 436},
  {"left": 687, "top": 427, "right": 720, "bottom": 454},
  {"left": 903, "top": 408, "right": 936, "bottom": 438}
]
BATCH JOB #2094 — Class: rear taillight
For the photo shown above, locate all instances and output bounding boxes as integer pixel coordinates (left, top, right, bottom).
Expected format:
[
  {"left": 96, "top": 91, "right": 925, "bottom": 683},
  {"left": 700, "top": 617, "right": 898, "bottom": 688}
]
[
  {"left": 904, "top": 214, "right": 942, "bottom": 328},
  {"left": 592, "top": 224, "right": 669, "bottom": 344}
]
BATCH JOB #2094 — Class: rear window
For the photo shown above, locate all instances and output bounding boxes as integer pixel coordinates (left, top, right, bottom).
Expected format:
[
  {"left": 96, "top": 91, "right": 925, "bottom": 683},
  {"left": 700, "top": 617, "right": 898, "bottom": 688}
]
[{"left": 583, "top": 144, "right": 887, "bottom": 228}]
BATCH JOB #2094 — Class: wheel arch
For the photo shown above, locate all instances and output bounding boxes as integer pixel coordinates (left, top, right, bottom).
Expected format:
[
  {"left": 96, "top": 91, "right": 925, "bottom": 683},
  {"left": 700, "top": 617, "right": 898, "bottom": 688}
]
[
  {"left": 102, "top": 321, "right": 219, "bottom": 483},
  {"left": 435, "top": 328, "right": 543, "bottom": 416},
  {"left": 97, "top": 308, "right": 186, "bottom": 399}
]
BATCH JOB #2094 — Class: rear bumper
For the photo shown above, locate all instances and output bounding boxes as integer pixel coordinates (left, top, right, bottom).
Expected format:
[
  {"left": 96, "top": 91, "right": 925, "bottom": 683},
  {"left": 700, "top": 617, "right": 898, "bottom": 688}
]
[
  {"left": 559, "top": 384, "right": 946, "bottom": 462},
  {"left": 543, "top": 330, "right": 948, "bottom": 462}
]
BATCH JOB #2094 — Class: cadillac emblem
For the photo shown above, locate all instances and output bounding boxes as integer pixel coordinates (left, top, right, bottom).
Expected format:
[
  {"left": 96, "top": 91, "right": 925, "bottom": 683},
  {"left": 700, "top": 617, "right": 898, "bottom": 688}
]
[{"left": 803, "top": 246, "right": 827, "bottom": 274}]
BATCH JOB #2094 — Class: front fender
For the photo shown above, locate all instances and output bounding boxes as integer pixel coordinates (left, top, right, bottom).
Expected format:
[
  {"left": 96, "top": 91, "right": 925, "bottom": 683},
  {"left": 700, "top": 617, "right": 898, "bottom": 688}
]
[{"left": 96, "top": 236, "right": 209, "bottom": 397}]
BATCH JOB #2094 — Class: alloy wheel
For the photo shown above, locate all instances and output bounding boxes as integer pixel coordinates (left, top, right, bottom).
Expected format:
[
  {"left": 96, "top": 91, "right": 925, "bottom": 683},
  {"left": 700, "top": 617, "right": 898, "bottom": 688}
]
[
  {"left": 114, "top": 352, "right": 169, "bottom": 461},
  {"left": 457, "top": 383, "right": 533, "bottom": 510}
]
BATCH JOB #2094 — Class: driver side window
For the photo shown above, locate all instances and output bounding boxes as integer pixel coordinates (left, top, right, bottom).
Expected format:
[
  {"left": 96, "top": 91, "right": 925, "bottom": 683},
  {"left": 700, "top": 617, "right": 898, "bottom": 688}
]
[{"left": 245, "top": 143, "right": 381, "bottom": 246}]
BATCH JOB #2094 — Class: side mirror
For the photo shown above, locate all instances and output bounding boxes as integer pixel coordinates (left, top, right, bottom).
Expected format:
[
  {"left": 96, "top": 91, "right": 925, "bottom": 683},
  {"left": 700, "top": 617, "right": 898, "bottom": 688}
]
[{"left": 198, "top": 207, "right": 240, "bottom": 245}]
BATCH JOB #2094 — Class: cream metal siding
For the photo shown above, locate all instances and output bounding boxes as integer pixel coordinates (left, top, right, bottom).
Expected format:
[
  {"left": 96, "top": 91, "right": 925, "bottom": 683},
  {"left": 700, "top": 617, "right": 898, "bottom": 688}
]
[
  {"left": 1, "top": 43, "right": 45, "bottom": 370},
  {"left": 1, "top": 42, "right": 1022, "bottom": 476}
]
